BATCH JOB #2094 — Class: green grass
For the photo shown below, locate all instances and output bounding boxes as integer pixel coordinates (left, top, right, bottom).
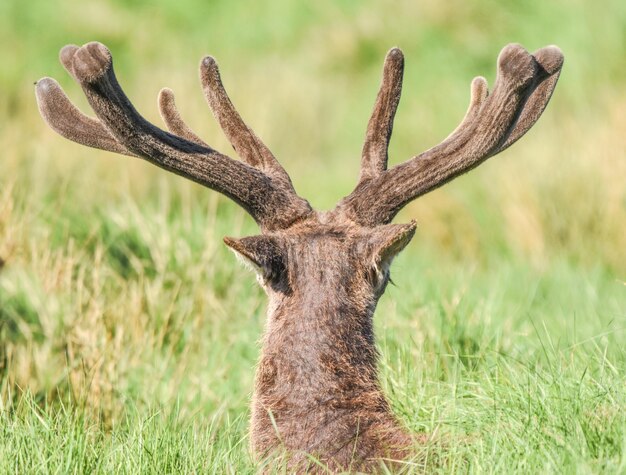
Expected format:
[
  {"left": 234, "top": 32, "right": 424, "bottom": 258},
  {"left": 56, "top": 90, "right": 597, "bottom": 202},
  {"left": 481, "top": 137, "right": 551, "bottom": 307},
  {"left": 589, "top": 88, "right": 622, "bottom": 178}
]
[{"left": 1, "top": 0, "right": 625, "bottom": 472}]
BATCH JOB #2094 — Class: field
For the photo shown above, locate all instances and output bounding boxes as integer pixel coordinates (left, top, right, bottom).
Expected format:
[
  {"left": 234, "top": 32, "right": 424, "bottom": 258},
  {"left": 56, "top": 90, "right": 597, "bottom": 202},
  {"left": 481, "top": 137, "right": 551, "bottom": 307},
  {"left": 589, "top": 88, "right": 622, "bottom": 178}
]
[{"left": 1, "top": 0, "right": 625, "bottom": 472}]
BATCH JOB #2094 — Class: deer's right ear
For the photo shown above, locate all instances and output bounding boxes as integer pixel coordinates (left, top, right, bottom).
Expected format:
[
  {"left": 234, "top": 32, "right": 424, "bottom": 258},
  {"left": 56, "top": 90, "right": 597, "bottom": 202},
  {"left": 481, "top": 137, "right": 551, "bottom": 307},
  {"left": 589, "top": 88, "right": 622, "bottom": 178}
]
[
  {"left": 370, "top": 221, "right": 417, "bottom": 268},
  {"left": 363, "top": 221, "right": 417, "bottom": 292},
  {"left": 223, "top": 236, "right": 287, "bottom": 285}
]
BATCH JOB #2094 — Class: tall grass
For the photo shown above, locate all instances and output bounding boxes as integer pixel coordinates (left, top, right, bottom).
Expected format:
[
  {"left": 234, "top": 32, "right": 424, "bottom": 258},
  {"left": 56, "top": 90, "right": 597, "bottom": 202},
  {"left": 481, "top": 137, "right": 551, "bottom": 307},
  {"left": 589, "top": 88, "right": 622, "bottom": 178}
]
[{"left": 1, "top": 0, "right": 625, "bottom": 472}]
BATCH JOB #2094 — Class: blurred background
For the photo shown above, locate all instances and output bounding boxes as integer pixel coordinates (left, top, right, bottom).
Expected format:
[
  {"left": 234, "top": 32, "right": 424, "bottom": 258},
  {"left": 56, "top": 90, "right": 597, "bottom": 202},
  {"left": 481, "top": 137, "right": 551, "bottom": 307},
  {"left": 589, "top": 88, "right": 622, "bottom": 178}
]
[{"left": 0, "top": 0, "right": 625, "bottom": 471}]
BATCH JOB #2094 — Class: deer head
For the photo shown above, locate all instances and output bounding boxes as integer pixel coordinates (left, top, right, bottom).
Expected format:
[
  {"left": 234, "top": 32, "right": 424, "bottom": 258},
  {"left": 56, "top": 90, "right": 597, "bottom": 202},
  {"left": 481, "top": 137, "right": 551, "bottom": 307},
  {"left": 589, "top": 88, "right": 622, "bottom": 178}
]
[{"left": 36, "top": 42, "right": 563, "bottom": 472}]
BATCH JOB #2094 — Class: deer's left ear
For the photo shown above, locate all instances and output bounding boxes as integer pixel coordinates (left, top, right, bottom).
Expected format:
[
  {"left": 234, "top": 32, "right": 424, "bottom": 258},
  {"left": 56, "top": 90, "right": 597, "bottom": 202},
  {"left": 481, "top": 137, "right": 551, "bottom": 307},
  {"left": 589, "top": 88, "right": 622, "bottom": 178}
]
[
  {"left": 369, "top": 221, "right": 417, "bottom": 269},
  {"left": 223, "top": 235, "right": 287, "bottom": 285}
]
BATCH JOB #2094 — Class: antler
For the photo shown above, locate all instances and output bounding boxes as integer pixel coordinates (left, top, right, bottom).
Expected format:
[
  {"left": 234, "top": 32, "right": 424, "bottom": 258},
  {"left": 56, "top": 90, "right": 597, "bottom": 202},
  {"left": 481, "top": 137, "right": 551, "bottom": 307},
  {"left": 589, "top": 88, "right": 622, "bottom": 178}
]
[
  {"left": 359, "top": 47, "right": 405, "bottom": 183},
  {"left": 339, "top": 44, "right": 564, "bottom": 226},
  {"left": 35, "top": 42, "right": 312, "bottom": 231}
]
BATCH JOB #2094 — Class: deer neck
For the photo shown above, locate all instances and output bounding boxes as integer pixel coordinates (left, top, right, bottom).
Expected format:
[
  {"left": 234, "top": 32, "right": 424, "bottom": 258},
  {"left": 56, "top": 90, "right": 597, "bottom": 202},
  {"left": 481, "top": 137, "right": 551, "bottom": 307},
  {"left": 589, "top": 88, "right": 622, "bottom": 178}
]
[{"left": 254, "top": 290, "right": 385, "bottom": 412}]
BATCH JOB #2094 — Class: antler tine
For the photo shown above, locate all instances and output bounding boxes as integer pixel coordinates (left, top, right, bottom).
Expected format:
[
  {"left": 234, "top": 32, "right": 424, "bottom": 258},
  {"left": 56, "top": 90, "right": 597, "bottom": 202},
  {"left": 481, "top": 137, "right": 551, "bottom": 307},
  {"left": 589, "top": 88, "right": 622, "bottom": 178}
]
[
  {"left": 494, "top": 45, "right": 563, "bottom": 153},
  {"left": 35, "top": 45, "right": 137, "bottom": 157},
  {"left": 157, "top": 87, "right": 210, "bottom": 147},
  {"left": 35, "top": 78, "right": 136, "bottom": 157},
  {"left": 359, "top": 47, "right": 404, "bottom": 183},
  {"left": 199, "top": 56, "right": 294, "bottom": 185},
  {"left": 339, "top": 44, "right": 563, "bottom": 227},
  {"left": 444, "top": 76, "right": 489, "bottom": 141},
  {"left": 36, "top": 42, "right": 312, "bottom": 231}
]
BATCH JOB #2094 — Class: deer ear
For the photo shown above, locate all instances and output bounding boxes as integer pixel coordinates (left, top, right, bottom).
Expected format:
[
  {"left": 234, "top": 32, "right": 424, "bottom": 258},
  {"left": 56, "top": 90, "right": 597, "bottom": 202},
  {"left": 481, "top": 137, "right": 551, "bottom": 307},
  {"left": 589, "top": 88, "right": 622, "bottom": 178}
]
[
  {"left": 223, "top": 235, "right": 286, "bottom": 283},
  {"left": 369, "top": 221, "right": 417, "bottom": 268}
]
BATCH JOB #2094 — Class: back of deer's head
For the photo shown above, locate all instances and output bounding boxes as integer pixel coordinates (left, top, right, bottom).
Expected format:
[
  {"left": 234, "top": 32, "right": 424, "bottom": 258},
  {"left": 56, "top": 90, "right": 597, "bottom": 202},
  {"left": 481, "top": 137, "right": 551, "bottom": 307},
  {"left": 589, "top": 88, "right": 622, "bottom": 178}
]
[{"left": 224, "top": 217, "right": 416, "bottom": 325}]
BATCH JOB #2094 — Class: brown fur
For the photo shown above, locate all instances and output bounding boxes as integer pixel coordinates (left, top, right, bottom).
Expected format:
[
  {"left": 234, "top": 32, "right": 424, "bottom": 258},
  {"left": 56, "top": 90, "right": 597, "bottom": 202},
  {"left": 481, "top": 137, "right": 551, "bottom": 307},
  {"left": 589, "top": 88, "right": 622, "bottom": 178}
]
[
  {"left": 35, "top": 41, "right": 563, "bottom": 472},
  {"left": 235, "top": 219, "right": 416, "bottom": 472}
]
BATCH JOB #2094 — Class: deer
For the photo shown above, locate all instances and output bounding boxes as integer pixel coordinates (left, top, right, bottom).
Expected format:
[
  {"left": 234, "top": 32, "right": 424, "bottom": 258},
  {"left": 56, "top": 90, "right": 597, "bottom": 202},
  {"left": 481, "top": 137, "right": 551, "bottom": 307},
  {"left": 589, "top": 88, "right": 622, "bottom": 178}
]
[{"left": 35, "top": 41, "right": 563, "bottom": 472}]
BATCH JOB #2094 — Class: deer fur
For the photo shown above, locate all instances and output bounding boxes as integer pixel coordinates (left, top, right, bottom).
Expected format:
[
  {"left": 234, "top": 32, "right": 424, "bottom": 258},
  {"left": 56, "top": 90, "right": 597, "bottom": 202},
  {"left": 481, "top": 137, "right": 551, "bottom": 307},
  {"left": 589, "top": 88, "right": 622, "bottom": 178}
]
[{"left": 35, "top": 41, "right": 563, "bottom": 472}]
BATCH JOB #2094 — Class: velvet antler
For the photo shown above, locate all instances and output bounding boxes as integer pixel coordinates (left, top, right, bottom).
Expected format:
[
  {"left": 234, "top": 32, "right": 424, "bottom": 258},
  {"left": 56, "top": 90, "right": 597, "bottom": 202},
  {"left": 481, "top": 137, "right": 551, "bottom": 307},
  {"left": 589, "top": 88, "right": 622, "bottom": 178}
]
[
  {"left": 36, "top": 42, "right": 312, "bottom": 231},
  {"left": 339, "top": 44, "right": 563, "bottom": 226}
]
